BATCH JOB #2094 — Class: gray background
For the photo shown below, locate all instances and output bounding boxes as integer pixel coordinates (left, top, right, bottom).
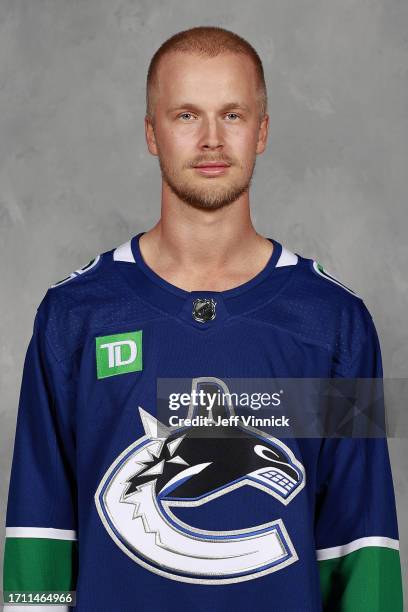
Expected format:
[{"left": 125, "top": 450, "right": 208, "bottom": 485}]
[{"left": 1, "top": 0, "right": 407, "bottom": 604}]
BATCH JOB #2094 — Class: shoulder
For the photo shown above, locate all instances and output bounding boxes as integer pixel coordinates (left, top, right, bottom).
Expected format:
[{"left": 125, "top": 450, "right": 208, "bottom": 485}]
[
  {"left": 47, "top": 238, "right": 136, "bottom": 291},
  {"left": 293, "top": 251, "right": 360, "bottom": 301},
  {"left": 258, "top": 244, "right": 377, "bottom": 358},
  {"left": 37, "top": 235, "right": 142, "bottom": 309},
  {"left": 44, "top": 238, "right": 135, "bottom": 298},
  {"left": 34, "top": 238, "right": 143, "bottom": 369},
  {"left": 39, "top": 244, "right": 114, "bottom": 317},
  {"left": 289, "top": 250, "right": 368, "bottom": 318},
  {"left": 299, "top": 252, "right": 376, "bottom": 353},
  {"left": 49, "top": 254, "right": 104, "bottom": 289}
]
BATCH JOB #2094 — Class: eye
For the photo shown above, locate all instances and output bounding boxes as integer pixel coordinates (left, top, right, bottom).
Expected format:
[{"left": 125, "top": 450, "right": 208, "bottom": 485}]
[
  {"left": 179, "top": 112, "right": 195, "bottom": 121},
  {"left": 254, "top": 444, "right": 280, "bottom": 461},
  {"left": 226, "top": 113, "right": 240, "bottom": 120}
]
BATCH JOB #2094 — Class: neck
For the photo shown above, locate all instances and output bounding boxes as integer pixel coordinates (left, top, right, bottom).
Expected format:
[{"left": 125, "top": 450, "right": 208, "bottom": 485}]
[
  {"left": 138, "top": 185, "right": 273, "bottom": 292},
  {"left": 146, "top": 187, "right": 265, "bottom": 266}
]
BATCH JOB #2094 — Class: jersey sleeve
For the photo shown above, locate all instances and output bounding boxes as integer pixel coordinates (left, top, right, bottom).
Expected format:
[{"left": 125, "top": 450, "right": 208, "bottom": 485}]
[
  {"left": 315, "top": 302, "right": 403, "bottom": 611},
  {"left": 2, "top": 299, "right": 77, "bottom": 611}
]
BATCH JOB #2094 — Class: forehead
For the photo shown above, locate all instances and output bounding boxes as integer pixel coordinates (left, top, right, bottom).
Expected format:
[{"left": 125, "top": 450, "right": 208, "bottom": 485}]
[{"left": 155, "top": 52, "right": 258, "bottom": 107}]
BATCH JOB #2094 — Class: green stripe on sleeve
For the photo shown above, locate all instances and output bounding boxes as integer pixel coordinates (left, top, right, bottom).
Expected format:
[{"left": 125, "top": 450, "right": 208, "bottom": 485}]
[
  {"left": 318, "top": 546, "right": 403, "bottom": 611},
  {"left": 3, "top": 537, "right": 78, "bottom": 591}
]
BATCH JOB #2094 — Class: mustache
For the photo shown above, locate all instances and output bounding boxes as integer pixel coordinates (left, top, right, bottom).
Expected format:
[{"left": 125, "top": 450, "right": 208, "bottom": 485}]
[{"left": 188, "top": 157, "right": 233, "bottom": 167}]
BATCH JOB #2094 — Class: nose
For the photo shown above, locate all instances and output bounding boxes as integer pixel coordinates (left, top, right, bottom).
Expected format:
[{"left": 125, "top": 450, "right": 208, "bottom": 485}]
[{"left": 198, "top": 115, "right": 224, "bottom": 150}]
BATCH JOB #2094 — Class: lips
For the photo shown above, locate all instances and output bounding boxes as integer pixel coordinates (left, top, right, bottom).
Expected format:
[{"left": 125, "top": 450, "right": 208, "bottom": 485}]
[
  {"left": 193, "top": 162, "right": 231, "bottom": 176},
  {"left": 194, "top": 162, "right": 230, "bottom": 167}
]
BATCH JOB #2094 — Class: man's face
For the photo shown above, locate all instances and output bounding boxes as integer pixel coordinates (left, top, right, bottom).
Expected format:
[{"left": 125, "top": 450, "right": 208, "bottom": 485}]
[{"left": 145, "top": 52, "right": 269, "bottom": 210}]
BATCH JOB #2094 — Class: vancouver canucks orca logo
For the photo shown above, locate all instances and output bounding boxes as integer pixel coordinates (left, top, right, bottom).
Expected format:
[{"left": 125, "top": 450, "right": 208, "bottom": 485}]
[{"left": 95, "top": 378, "right": 305, "bottom": 584}]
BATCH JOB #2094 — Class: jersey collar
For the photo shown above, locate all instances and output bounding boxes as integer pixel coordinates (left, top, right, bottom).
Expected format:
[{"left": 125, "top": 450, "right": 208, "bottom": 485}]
[{"left": 114, "top": 233, "right": 298, "bottom": 329}]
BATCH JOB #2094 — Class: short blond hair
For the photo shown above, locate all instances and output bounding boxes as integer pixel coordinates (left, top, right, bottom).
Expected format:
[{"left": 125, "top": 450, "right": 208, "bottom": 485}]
[{"left": 146, "top": 26, "right": 267, "bottom": 122}]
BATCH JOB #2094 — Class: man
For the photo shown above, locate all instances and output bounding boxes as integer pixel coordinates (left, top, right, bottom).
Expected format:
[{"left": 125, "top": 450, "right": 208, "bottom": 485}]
[{"left": 3, "top": 26, "right": 403, "bottom": 611}]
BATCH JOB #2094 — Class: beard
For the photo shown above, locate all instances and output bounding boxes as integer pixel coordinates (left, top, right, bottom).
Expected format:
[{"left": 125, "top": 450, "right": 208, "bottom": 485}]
[{"left": 157, "top": 154, "right": 257, "bottom": 211}]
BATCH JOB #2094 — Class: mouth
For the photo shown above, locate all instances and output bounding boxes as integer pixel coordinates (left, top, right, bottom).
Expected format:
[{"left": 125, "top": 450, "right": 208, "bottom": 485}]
[
  {"left": 252, "top": 466, "right": 300, "bottom": 498},
  {"left": 193, "top": 162, "right": 231, "bottom": 177}
]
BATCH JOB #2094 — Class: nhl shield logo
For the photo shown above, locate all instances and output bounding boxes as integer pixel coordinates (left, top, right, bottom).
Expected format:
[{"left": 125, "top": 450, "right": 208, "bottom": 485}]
[
  {"left": 192, "top": 297, "right": 216, "bottom": 322},
  {"left": 94, "top": 377, "right": 306, "bottom": 584}
]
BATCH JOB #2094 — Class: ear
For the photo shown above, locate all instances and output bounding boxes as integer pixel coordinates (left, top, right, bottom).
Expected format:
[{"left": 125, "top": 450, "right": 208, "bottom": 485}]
[
  {"left": 145, "top": 114, "right": 158, "bottom": 156},
  {"left": 256, "top": 113, "right": 269, "bottom": 155}
]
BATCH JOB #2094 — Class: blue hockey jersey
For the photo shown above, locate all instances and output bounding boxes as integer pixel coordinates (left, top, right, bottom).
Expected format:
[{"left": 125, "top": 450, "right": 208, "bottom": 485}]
[{"left": 3, "top": 233, "right": 403, "bottom": 611}]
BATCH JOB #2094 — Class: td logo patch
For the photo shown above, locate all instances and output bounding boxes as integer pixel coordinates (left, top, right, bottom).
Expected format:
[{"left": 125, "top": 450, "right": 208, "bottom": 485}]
[{"left": 96, "top": 331, "right": 143, "bottom": 379}]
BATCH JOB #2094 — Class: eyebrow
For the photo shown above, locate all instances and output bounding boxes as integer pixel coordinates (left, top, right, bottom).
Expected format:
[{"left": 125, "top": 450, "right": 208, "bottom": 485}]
[{"left": 167, "top": 102, "right": 251, "bottom": 113}]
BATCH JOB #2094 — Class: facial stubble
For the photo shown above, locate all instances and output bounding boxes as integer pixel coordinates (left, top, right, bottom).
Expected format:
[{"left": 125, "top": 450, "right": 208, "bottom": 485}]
[{"left": 157, "top": 152, "right": 257, "bottom": 211}]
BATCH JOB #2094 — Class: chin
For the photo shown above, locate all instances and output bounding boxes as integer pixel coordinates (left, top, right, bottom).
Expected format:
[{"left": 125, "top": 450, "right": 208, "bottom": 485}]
[{"left": 181, "top": 189, "right": 244, "bottom": 211}]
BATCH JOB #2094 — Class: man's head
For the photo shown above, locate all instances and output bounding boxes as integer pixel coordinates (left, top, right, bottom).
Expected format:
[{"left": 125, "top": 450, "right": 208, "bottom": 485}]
[{"left": 145, "top": 26, "right": 269, "bottom": 211}]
